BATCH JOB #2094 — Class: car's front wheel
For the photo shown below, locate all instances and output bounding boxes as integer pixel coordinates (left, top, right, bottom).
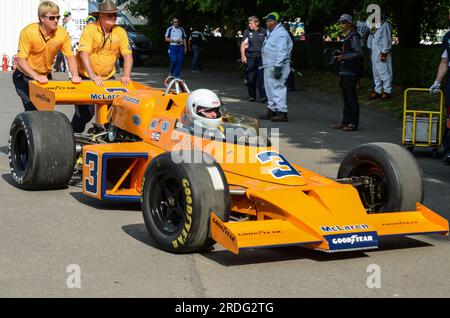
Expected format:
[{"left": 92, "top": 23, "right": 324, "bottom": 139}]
[{"left": 141, "top": 151, "right": 230, "bottom": 253}]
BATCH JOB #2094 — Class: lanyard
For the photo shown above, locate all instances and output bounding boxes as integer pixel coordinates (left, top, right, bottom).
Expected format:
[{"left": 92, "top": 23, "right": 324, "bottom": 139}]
[
  {"left": 102, "top": 27, "right": 113, "bottom": 49},
  {"left": 39, "top": 26, "right": 51, "bottom": 44}
]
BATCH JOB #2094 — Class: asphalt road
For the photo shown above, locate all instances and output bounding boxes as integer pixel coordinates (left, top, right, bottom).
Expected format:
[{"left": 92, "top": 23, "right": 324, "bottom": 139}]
[{"left": 0, "top": 66, "right": 449, "bottom": 298}]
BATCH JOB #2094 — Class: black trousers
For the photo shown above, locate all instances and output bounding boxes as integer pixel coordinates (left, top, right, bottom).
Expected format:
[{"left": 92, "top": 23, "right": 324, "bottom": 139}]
[
  {"left": 12, "top": 70, "right": 52, "bottom": 112},
  {"left": 340, "top": 75, "right": 360, "bottom": 128},
  {"left": 246, "top": 56, "right": 266, "bottom": 99},
  {"left": 71, "top": 104, "right": 95, "bottom": 134},
  {"left": 71, "top": 76, "right": 117, "bottom": 133}
]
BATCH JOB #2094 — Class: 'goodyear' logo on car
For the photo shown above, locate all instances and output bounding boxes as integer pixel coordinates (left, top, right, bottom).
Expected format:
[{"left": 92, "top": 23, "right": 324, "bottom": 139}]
[
  {"left": 325, "top": 232, "right": 378, "bottom": 251},
  {"left": 212, "top": 217, "right": 236, "bottom": 243},
  {"left": 35, "top": 93, "right": 50, "bottom": 103},
  {"left": 90, "top": 94, "right": 119, "bottom": 100}
]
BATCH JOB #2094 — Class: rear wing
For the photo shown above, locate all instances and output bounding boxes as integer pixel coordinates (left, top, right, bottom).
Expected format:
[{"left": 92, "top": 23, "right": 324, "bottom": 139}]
[{"left": 29, "top": 80, "right": 155, "bottom": 111}]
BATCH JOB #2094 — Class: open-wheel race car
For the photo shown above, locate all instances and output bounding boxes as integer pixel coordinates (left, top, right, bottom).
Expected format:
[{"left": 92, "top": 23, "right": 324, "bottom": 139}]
[{"left": 8, "top": 78, "right": 449, "bottom": 255}]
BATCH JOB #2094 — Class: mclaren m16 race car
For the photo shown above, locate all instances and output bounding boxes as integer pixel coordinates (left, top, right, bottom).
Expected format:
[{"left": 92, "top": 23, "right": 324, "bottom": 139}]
[{"left": 8, "top": 78, "right": 449, "bottom": 255}]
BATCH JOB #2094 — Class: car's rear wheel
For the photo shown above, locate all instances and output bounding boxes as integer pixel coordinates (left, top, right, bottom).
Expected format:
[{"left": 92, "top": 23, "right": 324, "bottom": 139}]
[
  {"left": 141, "top": 151, "right": 230, "bottom": 253},
  {"left": 338, "top": 143, "right": 424, "bottom": 213},
  {"left": 8, "top": 111, "right": 75, "bottom": 190}
]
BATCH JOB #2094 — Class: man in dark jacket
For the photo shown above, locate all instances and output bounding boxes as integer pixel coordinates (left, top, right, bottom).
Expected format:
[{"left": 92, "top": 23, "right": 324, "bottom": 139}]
[
  {"left": 332, "top": 14, "right": 363, "bottom": 132},
  {"left": 430, "top": 10, "right": 450, "bottom": 165},
  {"left": 240, "top": 16, "right": 267, "bottom": 103}
]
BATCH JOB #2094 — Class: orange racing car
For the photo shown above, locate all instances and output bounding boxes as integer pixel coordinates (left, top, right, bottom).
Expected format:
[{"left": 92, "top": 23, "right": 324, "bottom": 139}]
[{"left": 7, "top": 78, "right": 449, "bottom": 254}]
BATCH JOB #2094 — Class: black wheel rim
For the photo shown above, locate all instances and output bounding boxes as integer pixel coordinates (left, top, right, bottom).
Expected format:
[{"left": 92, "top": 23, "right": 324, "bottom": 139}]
[
  {"left": 12, "top": 128, "right": 29, "bottom": 173},
  {"left": 148, "top": 170, "right": 186, "bottom": 236},
  {"left": 351, "top": 161, "right": 387, "bottom": 213}
]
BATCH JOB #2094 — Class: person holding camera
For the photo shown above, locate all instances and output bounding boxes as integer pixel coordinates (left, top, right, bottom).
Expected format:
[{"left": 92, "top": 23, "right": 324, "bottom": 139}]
[{"left": 332, "top": 14, "right": 363, "bottom": 132}]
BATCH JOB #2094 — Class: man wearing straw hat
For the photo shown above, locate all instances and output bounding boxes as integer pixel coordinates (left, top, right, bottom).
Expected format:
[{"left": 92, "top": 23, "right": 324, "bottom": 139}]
[{"left": 71, "top": 0, "right": 134, "bottom": 133}]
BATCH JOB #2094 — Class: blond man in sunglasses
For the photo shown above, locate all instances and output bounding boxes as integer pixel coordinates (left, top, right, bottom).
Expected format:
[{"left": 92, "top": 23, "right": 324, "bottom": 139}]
[
  {"left": 13, "top": 1, "right": 81, "bottom": 112},
  {"left": 72, "top": 0, "right": 133, "bottom": 133}
]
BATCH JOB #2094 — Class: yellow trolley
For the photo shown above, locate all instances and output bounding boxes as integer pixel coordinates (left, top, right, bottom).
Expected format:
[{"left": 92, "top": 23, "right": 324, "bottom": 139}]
[{"left": 402, "top": 88, "right": 444, "bottom": 157}]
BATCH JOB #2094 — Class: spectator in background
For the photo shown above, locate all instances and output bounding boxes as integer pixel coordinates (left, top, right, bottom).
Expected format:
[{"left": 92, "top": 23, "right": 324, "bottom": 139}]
[
  {"left": 429, "top": 10, "right": 450, "bottom": 165},
  {"left": 332, "top": 14, "right": 363, "bottom": 132},
  {"left": 63, "top": 11, "right": 80, "bottom": 78},
  {"left": 63, "top": 11, "right": 80, "bottom": 51},
  {"left": 241, "top": 16, "right": 267, "bottom": 103},
  {"left": 85, "top": 15, "right": 96, "bottom": 25},
  {"left": 189, "top": 26, "right": 206, "bottom": 73},
  {"left": 165, "top": 17, "right": 187, "bottom": 78},
  {"left": 14, "top": 1, "right": 81, "bottom": 111},
  {"left": 367, "top": 13, "right": 393, "bottom": 100},
  {"left": 259, "top": 12, "right": 293, "bottom": 123},
  {"left": 356, "top": 18, "right": 370, "bottom": 89}
]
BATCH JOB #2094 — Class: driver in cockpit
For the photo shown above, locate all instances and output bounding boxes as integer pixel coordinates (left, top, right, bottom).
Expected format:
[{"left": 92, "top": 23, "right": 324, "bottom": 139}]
[{"left": 186, "top": 89, "right": 224, "bottom": 130}]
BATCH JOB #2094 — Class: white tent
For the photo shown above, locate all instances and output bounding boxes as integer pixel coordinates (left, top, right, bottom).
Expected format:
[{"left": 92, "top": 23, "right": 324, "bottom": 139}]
[{"left": 0, "top": 0, "right": 88, "bottom": 60}]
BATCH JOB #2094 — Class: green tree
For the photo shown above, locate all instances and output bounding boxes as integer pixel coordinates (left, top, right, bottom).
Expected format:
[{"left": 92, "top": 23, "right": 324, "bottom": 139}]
[{"left": 127, "top": 0, "right": 450, "bottom": 48}]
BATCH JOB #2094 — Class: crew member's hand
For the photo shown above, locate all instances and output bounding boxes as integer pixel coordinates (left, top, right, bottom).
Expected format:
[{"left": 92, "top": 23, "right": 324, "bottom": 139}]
[
  {"left": 273, "top": 66, "right": 283, "bottom": 80},
  {"left": 35, "top": 75, "right": 48, "bottom": 84},
  {"left": 71, "top": 76, "right": 82, "bottom": 84},
  {"left": 92, "top": 76, "right": 104, "bottom": 87},
  {"left": 241, "top": 56, "right": 247, "bottom": 64},
  {"left": 121, "top": 76, "right": 131, "bottom": 86},
  {"left": 429, "top": 81, "right": 441, "bottom": 94},
  {"left": 380, "top": 53, "right": 387, "bottom": 63}
]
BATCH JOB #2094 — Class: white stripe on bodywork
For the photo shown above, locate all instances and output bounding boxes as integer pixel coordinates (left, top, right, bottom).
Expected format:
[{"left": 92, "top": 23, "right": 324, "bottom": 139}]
[{"left": 207, "top": 167, "right": 224, "bottom": 191}]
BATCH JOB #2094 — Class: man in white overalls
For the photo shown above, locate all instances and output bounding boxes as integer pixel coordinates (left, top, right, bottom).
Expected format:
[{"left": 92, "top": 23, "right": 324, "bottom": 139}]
[{"left": 259, "top": 12, "right": 293, "bottom": 122}]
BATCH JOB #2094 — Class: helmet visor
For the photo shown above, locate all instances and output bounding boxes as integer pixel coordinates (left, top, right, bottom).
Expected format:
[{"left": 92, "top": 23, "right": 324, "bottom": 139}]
[{"left": 196, "top": 106, "right": 222, "bottom": 119}]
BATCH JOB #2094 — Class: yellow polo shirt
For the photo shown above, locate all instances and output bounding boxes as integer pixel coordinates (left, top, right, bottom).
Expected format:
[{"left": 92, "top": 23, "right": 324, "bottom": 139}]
[
  {"left": 17, "top": 23, "right": 73, "bottom": 75},
  {"left": 77, "top": 22, "right": 132, "bottom": 79}
]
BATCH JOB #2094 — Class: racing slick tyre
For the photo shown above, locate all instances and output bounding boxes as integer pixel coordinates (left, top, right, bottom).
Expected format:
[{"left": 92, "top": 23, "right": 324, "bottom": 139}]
[
  {"left": 8, "top": 111, "right": 76, "bottom": 190},
  {"left": 141, "top": 151, "right": 230, "bottom": 253},
  {"left": 337, "top": 143, "right": 424, "bottom": 213}
]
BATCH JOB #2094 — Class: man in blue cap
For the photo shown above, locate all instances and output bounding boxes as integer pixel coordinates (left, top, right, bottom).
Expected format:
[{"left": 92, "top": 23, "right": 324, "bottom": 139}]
[{"left": 259, "top": 12, "right": 293, "bottom": 122}]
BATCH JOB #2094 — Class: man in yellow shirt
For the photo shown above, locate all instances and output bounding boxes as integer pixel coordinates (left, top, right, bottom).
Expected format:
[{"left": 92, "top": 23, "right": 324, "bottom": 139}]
[
  {"left": 72, "top": 0, "right": 133, "bottom": 133},
  {"left": 13, "top": 1, "right": 81, "bottom": 111}
]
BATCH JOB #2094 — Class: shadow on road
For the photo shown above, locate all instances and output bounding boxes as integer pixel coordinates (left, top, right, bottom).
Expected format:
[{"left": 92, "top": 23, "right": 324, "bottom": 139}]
[
  {"left": 69, "top": 192, "right": 141, "bottom": 212},
  {"left": 0, "top": 146, "right": 7, "bottom": 155},
  {"left": 1, "top": 174, "right": 15, "bottom": 187},
  {"left": 122, "top": 222, "right": 437, "bottom": 267},
  {"left": 122, "top": 223, "right": 159, "bottom": 249},
  {"left": 200, "top": 247, "right": 370, "bottom": 267}
]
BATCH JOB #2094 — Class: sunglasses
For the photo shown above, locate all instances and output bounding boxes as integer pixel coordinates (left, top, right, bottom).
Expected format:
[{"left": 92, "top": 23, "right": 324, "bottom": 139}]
[
  {"left": 103, "top": 13, "right": 117, "bottom": 19},
  {"left": 45, "top": 15, "right": 61, "bottom": 21}
]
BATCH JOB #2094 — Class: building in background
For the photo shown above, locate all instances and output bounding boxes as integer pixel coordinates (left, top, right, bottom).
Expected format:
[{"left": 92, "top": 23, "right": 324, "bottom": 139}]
[{"left": 0, "top": 0, "right": 92, "bottom": 60}]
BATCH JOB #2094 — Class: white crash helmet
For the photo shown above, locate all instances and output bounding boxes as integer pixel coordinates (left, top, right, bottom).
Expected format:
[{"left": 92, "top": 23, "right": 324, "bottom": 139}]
[{"left": 186, "top": 89, "right": 223, "bottom": 129}]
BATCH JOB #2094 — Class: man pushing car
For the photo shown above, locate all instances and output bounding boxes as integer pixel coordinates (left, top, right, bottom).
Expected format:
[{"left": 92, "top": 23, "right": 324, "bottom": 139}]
[
  {"left": 71, "top": 0, "right": 134, "bottom": 133},
  {"left": 12, "top": 1, "right": 81, "bottom": 112}
]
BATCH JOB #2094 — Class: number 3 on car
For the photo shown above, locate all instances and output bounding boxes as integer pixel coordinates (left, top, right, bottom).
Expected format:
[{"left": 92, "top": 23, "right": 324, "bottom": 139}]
[
  {"left": 257, "top": 151, "right": 301, "bottom": 179},
  {"left": 84, "top": 152, "right": 99, "bottom": 195}
]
